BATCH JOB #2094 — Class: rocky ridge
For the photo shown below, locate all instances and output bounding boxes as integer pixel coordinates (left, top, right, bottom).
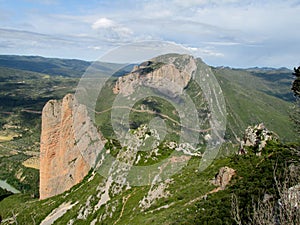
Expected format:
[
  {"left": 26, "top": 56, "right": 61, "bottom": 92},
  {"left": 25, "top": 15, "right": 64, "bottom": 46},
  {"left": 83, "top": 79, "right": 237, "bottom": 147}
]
[
  {"left": 113, "top": 54, "right": 197, "bottom": 97},
  {"left": 39, "top": 54, "right": 201, "bottom": 201}
]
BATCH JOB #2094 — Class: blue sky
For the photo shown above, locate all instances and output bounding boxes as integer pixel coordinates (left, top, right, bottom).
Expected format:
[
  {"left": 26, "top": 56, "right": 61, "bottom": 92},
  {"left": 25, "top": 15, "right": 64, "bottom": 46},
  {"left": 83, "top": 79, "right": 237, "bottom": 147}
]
[{"left": 0, "top": 0, "right": 300, "bottom": 68}]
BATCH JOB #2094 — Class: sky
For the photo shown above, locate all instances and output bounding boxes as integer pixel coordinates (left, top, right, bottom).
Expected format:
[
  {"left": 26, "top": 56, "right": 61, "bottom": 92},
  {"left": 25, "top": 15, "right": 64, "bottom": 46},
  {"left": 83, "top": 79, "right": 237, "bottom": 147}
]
[{"left": 0, "top": 0, "right": 300, "bottom": 68}]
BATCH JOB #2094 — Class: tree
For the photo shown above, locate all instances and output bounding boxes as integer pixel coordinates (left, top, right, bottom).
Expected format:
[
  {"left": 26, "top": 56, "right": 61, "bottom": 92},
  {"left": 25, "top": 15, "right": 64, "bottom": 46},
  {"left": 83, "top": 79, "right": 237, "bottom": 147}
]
[
  {"left": 231, "top": 165, "right": 300, "bottom": 225},
  {"left": 291, "top": 66, "right": 300, "bottom": 136},
  {"left": 292, "top": 66, "right": 300, "bottom": 98}
]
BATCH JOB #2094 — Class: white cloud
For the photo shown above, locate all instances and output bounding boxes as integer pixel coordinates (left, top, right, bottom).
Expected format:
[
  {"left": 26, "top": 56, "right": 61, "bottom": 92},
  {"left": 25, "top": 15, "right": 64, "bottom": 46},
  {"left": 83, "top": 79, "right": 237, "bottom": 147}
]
[
  {"left": 92, "top": 18, "right": 115, "bottom": 30},
  {"left": 92, "top": 17, "right": 133, "bottom": 41}
]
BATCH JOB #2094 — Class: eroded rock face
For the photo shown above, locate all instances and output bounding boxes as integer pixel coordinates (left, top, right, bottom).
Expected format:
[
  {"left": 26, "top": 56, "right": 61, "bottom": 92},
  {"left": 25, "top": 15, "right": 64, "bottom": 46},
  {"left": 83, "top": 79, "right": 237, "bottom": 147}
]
[
  {"left": 212, "top": 166, "right": 236, "bottom": 190},
  {"left": 113, "top": 54, "right": 196, "bottom": 97},
  {"left": 239, "top": 123, "right": 278, "bottom": 155},
  {"left": 40, "top": 94, "right": 103, "bottom": 199}
]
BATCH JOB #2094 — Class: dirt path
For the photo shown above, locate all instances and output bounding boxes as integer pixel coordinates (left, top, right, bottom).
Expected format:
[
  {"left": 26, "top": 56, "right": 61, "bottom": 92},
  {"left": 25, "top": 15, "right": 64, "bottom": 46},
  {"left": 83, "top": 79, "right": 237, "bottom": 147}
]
[
  {"left": 113, "top": 192, "right": 134, "bottom": 225},
  {"left": 21, "top": 109, "right": 42, "bottom": 114},
  {"left": 92, "top": 106, "right": 211, "bottom": 133},
  {"left": 40, "top": 201, "right": 78, "bottom": 225}
]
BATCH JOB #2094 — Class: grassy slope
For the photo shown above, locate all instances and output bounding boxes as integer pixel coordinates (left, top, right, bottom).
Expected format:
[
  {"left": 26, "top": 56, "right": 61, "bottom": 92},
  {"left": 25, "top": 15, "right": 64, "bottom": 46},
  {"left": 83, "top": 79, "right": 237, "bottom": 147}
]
[
  {"left": 213, "top": 67, "right": 297, "bottom": 142},
  {"left": 1, "top": 142, "right": 298, "bottom": 225},
  {"left": 0, "top": 155, "right": 225, "bottom": 224}
]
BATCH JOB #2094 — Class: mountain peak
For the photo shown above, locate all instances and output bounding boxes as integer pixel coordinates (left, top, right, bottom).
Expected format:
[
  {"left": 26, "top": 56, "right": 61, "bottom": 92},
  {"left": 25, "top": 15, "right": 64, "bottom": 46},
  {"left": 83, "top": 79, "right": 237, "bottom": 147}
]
[{"left": 113, "top": 54, "right": 197, "bottom": 97}]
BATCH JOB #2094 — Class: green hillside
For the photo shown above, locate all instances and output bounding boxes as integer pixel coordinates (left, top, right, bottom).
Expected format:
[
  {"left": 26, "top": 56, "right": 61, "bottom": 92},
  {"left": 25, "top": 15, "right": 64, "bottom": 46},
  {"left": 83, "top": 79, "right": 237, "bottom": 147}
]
[
  {"left": 0, "top": 55, "right": 299, "bottom": 225},
  {"left": 213, "top": 67, "right": 296, "bottom": 142},
  {"left": 0, "top": 142, "right": 298, "bottom": 224}
]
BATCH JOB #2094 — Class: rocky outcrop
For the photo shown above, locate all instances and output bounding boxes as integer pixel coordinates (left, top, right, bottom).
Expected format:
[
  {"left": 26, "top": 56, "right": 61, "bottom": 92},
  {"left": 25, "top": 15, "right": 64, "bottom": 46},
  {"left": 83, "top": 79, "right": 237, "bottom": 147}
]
[
  {"left": 239, "top": 123, "right": 278, "bottom": 155},
  {"left": 212, "top": 166, "right": 236, "bottom": 190},
  {"left": 40, "top": 94, "right": 103, "bottom": 199},
  {"left": 113, "top": 54, "right": 196, "bottom": 97}
]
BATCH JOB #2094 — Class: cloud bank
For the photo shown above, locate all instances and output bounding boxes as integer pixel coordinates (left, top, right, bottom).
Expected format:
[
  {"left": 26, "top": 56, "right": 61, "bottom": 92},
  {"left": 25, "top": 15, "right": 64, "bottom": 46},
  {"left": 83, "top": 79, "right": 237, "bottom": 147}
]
[{"left": 0, "top": 0, "right": 299, "bottom": 67}]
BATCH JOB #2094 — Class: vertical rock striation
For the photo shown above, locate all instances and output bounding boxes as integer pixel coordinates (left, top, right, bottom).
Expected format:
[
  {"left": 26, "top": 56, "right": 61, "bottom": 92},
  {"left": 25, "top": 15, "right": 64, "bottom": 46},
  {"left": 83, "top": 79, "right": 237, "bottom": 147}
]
[{"left": 40, "top": 94, "right": 103, "bottom": 199}]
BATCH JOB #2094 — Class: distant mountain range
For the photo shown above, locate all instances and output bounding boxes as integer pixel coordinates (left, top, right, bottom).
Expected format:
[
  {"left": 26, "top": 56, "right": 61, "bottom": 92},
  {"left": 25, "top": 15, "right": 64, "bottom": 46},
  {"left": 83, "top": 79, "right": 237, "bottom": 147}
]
[{"left": 0, "top": 55, "right": 124, "bottom": 77}]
